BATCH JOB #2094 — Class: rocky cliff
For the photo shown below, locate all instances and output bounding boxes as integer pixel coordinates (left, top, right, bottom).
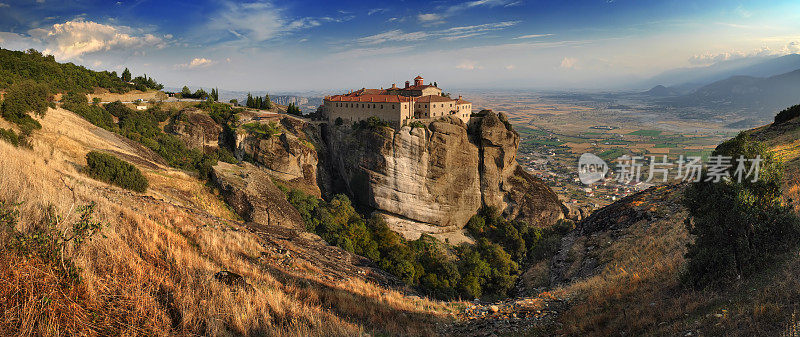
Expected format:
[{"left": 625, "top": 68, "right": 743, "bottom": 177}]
[
  {"left": 167, "top": 108, "right": 222, "bottom": 151},
  {"left": 234, "top": 117, "right": 321, "bottom": 197},
  {"left": 323, "top": 112, "right": 565, "bottom": 239}
]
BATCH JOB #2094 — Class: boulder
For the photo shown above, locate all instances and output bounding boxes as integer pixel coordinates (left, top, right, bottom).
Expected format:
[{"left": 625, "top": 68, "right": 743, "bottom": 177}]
[{"left": 210, "top": 161, "right": 304, "bottom": 229}]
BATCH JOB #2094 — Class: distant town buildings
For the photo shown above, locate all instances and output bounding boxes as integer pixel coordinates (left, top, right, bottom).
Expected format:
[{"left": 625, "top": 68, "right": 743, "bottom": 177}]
[{"left": 322, "top": 75, "right": 472, "bottom": 125}]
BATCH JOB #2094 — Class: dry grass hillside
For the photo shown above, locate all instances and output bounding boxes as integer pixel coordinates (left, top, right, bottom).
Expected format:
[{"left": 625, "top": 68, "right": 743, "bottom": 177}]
[
  {"left": 552, "top": 184, "right": 800, "bottom": 336},
  {"left": 0, "top": 107, "right": 455, "bottom": 336}
]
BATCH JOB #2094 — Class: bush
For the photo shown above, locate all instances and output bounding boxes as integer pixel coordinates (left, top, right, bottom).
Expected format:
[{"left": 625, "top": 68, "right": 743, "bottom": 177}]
[
  {"left": 774, "top": 104, "right": 800, "bottom": 124},
  {"left": 0, "top": 128, "right": 25, "bottom": 147},
  {"left": 683, "top": 133, "right": 800, "bottom": 288},
  {"left": 1, "top": 80, "right": 48, "bottom": 133},
  {"left": 84, "top": 151, "right": 149, "bottom": 192},
  {"left": 409, "top": 121, "right": 426, "bottom": 129},
  {"left": 63, "top": 91, "right": 115, "bottom": 130},
  {"left": 335, "top": 117, "right": 344, "bottom": 126}
]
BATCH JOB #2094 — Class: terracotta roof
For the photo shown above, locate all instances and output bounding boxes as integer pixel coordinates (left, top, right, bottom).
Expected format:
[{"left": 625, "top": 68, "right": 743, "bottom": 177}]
[
  {"left": 455, "top": 98, "right": 471, "bottom": 105},
  {"left": 414, "top": 75, "right": 423, "bottom": 80},
  {"left": 353, "top": 88, "right": 387, "bottom": 96},
  {"left": 396, "top": 84, "right": 439, "bottom": 91},
  {"left": 415, "top": 95, "right": 456, "bottom": 103},
  {"left": 326, "top": 94, "right": 413, "bottom": 103}
]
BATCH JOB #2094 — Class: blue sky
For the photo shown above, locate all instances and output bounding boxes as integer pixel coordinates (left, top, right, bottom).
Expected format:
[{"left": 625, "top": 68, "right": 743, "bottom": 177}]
[{"left": 1, "top": 0, "right": 799, "bottom": 92}]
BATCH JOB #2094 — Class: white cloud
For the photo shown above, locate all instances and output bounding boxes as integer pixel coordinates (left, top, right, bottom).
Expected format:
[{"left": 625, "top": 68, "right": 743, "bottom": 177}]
[
  {"left": 177, "top": 57, "right": 214, "bottom": 69},
  {"left": 368, "top": 8, "right": 387, "bottom": 16},
  {"left": 782, "top": 41, "right": 800, "bottom": 54},
  {"left": 356, "top": 30, "right": 429, "bottom": 44},
  {"left": 505, "top": 64, "right": 515, "bottom": 70},
  {"left": 27, "top": 20, "right": 166, "bottom": 60},
  {"left": 688, "top": 46, "right": 775, "bottom": 65},
  {"left": 0, "top": 3, "right": 9, "bottom": 8},
  {"left": 355, "top": 21, "right": 518, "bottom": 44},
  {"left": 515, "top": 34, "right": 553, "bottom": 39},
  {"left": 560, "top": 57, "right": 579, "bottom": 69},
  {"left": 330, "top": 46, "right": 414, "bottom": 59},
  {"left": 206, "top": 1, "right": 352, "bottom": 43},
  {"left": 417, "top": 13, "right": 443, "bottom": 24},
  {"left": 208, "top": 1, "right": 284, "bottom": 42},
  {"left": 456, "top": 60, "right": 483, "bottom": 70}
]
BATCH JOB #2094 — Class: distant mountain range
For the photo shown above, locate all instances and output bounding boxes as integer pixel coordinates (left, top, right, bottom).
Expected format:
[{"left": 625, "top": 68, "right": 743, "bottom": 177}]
[
  {"left": 660, "top": 68, "right": 800, "bottom": 118},
  {"left": 643, "top": 54, "right": 800, "bottom": 92}
]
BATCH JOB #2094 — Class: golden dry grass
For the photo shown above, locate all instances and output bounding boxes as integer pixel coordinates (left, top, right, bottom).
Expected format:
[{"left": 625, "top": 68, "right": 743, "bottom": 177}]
[
  {"left": 0, "top": 107, "right": 454, "bottom": 336},
  {"left": 552, "top": 184, "right": 800, "bottom": 336}
]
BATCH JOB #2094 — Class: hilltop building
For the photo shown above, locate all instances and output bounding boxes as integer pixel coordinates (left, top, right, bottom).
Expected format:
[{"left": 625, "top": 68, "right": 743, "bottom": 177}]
[{"left": 322, "top": 75, "right": 472, "bottom": 125}]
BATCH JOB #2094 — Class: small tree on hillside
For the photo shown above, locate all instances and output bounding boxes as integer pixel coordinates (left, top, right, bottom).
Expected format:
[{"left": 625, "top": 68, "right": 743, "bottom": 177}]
[
  {"left": 121, "top": 67, "right": 132, "bottom": 82},
  {"left": 683, "top": 133, "right": 800, "bottom": 288},
  {"left": 263, "top": 93, "right": 272, "bottom": 110}
]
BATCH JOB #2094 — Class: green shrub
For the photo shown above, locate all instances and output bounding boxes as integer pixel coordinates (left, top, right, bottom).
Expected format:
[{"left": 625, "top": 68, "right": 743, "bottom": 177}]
[
  {"left": 84, "top": 151, "right": 148, "bottom": 192},
  {"left": 63, "top": 92, "right": 115, "bottom": 130},
  {"left": 683, "top": 133, "right": 800, "bottom": 288},
  {"left": 409, "top": 121, "right": 426, "bottom": 131},
  {"left": 0, "top": 128, "right": 24, "bottom": 147},
  {"left": 1, "top": 80, "right": 48, "bottom": 133}
]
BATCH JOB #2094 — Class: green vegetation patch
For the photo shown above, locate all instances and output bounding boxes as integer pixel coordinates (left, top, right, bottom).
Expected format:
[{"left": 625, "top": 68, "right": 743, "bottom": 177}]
[
  {"left": 84, "top": 151, "right": 149, "bottom": 192},
  {"left": 627, "top": 129, "right": 662, "bottom": 137}
]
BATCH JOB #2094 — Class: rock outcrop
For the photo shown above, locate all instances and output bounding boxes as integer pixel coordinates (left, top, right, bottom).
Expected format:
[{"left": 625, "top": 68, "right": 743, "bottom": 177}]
[
  {"left": 234, "top": 118, "right": 319, "bottom": 196},
  {"left": 168, "top": 108, "right": 222, "bottom": 151},
  {"left": 211, "top": 161, "right": 305, "bottom": 229},
  {"left": 324, "top": 112, "right": 564, "bottom": 239}
]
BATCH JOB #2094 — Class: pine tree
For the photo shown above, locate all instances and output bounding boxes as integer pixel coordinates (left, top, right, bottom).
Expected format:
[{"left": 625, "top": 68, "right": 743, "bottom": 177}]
[
  {"left": 256, "top": 96, "right": 262, "bottom": 110},
  {"left": 181, "top": 86, "right": 191, "bottom": 98},
  {"left": 121, "top": 68, "right": 131, "bottom": 82}
]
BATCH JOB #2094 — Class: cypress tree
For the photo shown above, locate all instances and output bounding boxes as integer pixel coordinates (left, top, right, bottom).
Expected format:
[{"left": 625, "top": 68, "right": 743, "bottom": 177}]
[
  {"left": 264, "top": 93, "right": 272, "bottom": 109},
  {"left": 122, "top": 68, "right": 131, "bottom": 82}
]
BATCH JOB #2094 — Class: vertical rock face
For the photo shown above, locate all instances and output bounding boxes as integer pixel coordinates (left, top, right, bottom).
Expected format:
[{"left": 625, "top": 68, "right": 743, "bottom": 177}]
[
  {"left": 327, "top": 116, "right": 482, "bottom": 232},
  {"left": 325, "top": 112, "right": 565, "bottom": 238}
]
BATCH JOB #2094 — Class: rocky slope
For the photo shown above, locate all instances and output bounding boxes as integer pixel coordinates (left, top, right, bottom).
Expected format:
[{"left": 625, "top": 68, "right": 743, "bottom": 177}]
[{"left": 323, "top": 112, "right": 565, "bottom": 239}]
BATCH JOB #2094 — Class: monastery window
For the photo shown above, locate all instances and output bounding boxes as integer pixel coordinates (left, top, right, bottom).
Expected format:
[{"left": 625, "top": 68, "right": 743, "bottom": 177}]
[{"left": 393, "top": 105, "right": 396, "bottom": 109}]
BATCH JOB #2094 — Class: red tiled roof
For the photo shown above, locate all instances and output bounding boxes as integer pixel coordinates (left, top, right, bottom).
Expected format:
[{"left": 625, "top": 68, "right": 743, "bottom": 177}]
[
  {"left": 390, "top": 84, "right": 439, "bottom": 91},
  {"left": 414, "top": 75, "right": 423, "bottom": 80},
  {"left": 352, "top": 88, "right": 387, "bottom": 96},
  {"left": 415, "top": 95, "right": 455, "bottom": 103},
  {"left": 455, "top": 98, "right": 471, "bottom": 105},
  {"left": 326, "top": 94, "right": 413, "bottom": 103}
]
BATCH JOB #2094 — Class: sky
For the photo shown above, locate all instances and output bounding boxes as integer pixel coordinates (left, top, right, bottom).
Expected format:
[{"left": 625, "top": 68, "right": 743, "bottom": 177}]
[{"left": 1, "top": 0, "right": 800, "bottom": 92}]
